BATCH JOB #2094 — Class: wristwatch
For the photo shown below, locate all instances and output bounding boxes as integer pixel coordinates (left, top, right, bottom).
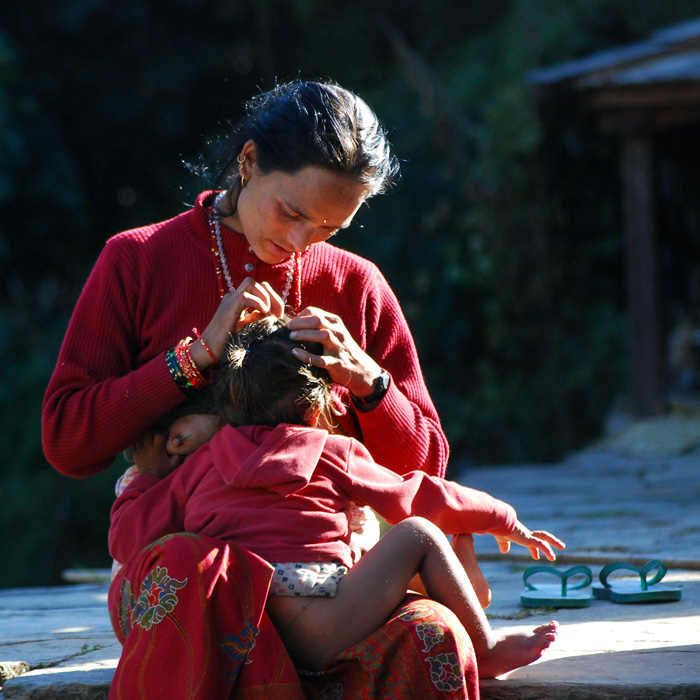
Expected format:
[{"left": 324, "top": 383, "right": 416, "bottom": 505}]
[{"left": 351, "top": 369, "right": 391, "bottom": 411}]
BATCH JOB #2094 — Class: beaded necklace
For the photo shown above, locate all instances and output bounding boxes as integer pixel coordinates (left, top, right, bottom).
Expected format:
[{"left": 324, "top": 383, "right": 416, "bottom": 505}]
[{"left": 209, "top": 195, "right": 302, "bottom": 313}]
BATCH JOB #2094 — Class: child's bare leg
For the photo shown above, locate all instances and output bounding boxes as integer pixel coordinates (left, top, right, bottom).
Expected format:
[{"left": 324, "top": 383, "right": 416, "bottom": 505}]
[
  {"left": 267, "top": 518, "right": 436, "bottom": 670},
  {"left": 267, "top": 517, "right": 557, "bottom": 676},
  {"left": 409, "top": 519, "right": 557, "bottom": 678},
  {"left": 408, "top": 534, "right": 491, "bottom": 605},
  {"left": 452, "top": 533, "right": 492, "bottom": 608}
]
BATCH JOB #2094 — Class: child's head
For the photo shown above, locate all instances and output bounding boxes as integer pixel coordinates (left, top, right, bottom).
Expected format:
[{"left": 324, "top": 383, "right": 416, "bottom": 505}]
[{"left": 214, "top": 315, "right": 336, "bottom": 428}]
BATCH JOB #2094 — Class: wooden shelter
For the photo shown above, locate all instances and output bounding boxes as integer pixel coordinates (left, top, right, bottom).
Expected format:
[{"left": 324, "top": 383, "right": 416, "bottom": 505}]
[{"left": 529, "top": 17, "right": 700, "bottom": 417}]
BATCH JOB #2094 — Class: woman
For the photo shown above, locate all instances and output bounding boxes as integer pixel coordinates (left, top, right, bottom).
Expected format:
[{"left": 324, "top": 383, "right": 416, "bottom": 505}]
[{"left": 43, "top": 81, "right": 477, "bottom": 699}]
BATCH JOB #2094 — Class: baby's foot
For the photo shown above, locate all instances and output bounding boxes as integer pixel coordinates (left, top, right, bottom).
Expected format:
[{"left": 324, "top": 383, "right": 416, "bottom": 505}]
[
  {"left": 478, "top": 621, "right": 558, "bottom": 679},
  {"left": 452, "top": 533, "right": 492, "bottom": 608}
]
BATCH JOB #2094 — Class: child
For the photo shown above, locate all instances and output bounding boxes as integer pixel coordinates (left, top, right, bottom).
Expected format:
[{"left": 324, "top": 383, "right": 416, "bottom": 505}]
[{"left": 110, "top": 317, "right": 564, "bottom": 678}]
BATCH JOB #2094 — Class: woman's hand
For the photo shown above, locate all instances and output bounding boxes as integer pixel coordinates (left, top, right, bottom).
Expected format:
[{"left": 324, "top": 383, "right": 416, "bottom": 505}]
[
  {"left": 189, "top": 279, "right": 285, "bottom": 370},
  {"left": 493, "top": 520, "right": 566, "bottom": 562},
  {"left": 287, "top": 307, "right": 382, "bottom": 397}
]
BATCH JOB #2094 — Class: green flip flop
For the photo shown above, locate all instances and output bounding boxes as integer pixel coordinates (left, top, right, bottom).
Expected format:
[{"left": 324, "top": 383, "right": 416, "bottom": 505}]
[
  {"left": 592, "top": 560, "right": 682, "bottom": 603},
  {"left": 520, "top": 565, "right": 593, "bottom": 608}
]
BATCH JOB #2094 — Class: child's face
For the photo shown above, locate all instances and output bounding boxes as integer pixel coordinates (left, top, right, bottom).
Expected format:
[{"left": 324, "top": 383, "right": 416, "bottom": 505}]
[{"left": 167, "top": 414, "right": 221, "bottom": 456}]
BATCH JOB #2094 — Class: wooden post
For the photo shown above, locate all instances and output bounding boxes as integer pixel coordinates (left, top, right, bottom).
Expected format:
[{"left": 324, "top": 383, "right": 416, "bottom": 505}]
[{"left": 621, "top": 133, "right": 666, "bottom": 416}]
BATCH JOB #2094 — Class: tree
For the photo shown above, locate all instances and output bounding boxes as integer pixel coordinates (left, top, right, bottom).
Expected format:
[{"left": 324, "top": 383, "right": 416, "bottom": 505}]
[{"left": 2, "top": 0, "right": 700, "bottom": 586}]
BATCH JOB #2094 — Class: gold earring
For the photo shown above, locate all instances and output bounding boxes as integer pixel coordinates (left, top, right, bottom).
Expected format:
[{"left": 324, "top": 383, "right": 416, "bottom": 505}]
[{"left": 237, "top": 154, "right": 247, "bottom": 189}]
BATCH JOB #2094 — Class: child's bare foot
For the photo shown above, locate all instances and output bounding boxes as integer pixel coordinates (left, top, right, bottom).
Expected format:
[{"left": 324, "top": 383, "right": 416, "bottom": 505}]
[
  {"left": 478, "top": 621, "right": 558, "bottom": 679},
  {"left": 452, "top": 533, "right": 492, "bottom": 608}
]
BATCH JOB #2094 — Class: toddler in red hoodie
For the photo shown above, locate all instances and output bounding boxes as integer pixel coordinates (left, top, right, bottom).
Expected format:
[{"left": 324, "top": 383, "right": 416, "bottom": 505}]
[{"left": 110, "top": 316, "right": 563, "bottom": 678}]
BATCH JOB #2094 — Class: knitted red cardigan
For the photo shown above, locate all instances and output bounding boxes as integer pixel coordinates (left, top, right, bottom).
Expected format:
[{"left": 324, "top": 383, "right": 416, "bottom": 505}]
[{"left": 42, "top": 192, "right": 448, "bottom": 478}]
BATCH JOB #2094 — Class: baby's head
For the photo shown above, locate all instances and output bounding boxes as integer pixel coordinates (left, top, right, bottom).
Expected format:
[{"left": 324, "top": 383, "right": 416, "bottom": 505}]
[{"left": 213, "top": 315, "right": 336, "bottom": 428}]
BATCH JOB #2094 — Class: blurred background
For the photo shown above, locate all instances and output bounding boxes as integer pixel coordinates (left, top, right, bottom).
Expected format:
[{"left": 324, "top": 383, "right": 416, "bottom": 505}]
[{"left": 2, "top": 0, "right": 700, "bottom": 588}]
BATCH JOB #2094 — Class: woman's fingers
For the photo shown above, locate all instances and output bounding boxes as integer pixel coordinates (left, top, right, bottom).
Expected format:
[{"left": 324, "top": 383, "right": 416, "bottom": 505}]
[
  {"left": 203, "top": 279, "right": 286, "bottom": 357},
  {"left": 288, "top": 306, "right": 381, "bottom": 394},
  {"left": 236, "top": 279, "right": 285, "bottom": 317}
]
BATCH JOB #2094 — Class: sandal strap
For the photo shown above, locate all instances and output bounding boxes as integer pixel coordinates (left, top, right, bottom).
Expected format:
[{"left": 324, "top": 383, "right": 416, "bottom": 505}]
[
  {"left": 598, "top": 560, "right": 667, "bottom": 591},
  {"left": 523, "top": 565, "right": 593, "bottom": 597}
]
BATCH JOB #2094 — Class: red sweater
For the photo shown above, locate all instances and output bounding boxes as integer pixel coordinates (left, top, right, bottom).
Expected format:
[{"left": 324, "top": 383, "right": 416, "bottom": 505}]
[
  {"left": 42, "top": 192, "right": 448, "bottom": 479},
  {"left": 110, "top": 424, "right": 515, "bottom": 568}
]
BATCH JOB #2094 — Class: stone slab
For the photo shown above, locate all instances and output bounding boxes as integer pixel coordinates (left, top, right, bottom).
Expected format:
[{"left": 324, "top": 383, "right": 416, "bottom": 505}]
[
  {"left": 460, "top": 448, "right": 700, "bottom": 565},
  {"left": 2, "top": 445, "right": 700, "bottom": 698},
  {"left": 459, "top": 446, "right": 700, "bottom": 699},
  {"left": 0, "top": 584, "right": 118, "bottom": 700},
  {"left": 477, "top": 562, "right": 700, "bottom": 699}
]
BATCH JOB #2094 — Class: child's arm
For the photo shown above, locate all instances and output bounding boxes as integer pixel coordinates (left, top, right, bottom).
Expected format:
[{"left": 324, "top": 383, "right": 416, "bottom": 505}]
[
  {"left": 109, "top": 467, "right": 188, "bottom": 564},
  {"left": 340, "top": 440, "right": 563, "bottom": 560}
]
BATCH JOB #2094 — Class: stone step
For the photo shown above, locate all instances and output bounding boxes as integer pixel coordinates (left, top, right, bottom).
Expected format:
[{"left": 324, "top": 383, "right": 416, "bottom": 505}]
[
  {"left": 1, "top": 564, "right": 698, "bottom": 699},
  {"left": 3, "top": 445, "right": 700, "bottom": 698},
  {"left": 0, "top": 583, "right": 118, "bottom": 700}
]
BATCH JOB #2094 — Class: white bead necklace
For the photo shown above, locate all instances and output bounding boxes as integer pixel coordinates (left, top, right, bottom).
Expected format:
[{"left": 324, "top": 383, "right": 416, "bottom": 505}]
[{"left": 209, "top": 193, "right": 299, "bottom": 309}]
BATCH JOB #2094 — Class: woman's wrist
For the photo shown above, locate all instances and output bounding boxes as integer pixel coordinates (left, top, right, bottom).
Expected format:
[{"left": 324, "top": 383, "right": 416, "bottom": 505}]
[
  {"left": 189, "top": 337, "right": 216, "bottom": 372},
  {"left": 165, "top": 335, "right": 214, "bottom": 396},
  {"left": 351, "top": 369, "right": 391, "bottom": 412}
]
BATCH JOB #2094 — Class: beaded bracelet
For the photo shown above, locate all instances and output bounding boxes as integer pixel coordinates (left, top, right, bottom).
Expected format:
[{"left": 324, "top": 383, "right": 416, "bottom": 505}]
[
  {"left": 193, "top": 327, "right": 217, "bottom": 364},
  {"left": 174, "top": 338, "right": 207, "bottom": 389},
  {"left": 165, "top": 348, "right": 197, "bottom": 396}
]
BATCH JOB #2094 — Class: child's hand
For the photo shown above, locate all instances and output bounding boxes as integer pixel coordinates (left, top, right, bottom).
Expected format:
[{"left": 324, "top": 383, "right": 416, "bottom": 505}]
[
  {"left": 493, "top": 520, "right": 565, "bottom": 561},
  {"left": 131, "top": 430, "right": 185, "bottom": 478},
  {"left": 167, "top": 414, "right": 221, "bottom": 456}
]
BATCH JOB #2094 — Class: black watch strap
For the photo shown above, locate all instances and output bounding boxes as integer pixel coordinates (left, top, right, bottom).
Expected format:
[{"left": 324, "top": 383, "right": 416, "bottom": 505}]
[{"left": 351, "top": 369, "right": 390, "bottom": 411}]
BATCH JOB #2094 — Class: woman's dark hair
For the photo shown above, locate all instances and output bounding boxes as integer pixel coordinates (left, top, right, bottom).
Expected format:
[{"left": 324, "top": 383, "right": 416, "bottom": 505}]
[
  {"left": 205, "top": 81, "right": 399, "bottom": 196},
  {"left": 213, "top": 315, "right": 336, "bottom": 428}
]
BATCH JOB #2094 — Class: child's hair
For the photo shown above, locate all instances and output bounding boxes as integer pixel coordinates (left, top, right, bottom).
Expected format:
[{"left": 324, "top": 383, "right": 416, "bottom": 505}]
[{"left": 213, "top": 315, "right": 337, "bottom": 428}]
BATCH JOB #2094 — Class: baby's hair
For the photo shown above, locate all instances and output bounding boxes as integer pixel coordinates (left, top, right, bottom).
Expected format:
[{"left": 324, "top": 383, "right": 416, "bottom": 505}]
[{"left": 213, "top": 315, "right": 337, "bottom": 428}]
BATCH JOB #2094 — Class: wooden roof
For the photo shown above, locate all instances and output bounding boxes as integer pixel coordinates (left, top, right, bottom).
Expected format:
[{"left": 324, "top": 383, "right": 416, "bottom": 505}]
[{"left": 527, "top": 17, "right": 700, "bottom": 132}]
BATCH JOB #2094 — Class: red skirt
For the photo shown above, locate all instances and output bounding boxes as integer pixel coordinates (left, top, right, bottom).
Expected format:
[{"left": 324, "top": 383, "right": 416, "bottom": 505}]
[{"left": 108, "top": 534, "right": 479, "bottom": 699}]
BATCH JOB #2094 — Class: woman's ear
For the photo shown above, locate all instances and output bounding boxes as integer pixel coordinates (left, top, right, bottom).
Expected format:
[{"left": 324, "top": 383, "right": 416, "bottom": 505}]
[{"left": 240, "top": 139, "right": 258, "bottom": 174}]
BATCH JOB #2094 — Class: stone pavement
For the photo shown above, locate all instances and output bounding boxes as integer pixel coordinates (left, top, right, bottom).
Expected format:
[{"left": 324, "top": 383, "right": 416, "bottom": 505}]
[
  {"left": 2, "top": 413, "right": 700, "bottom": 698},
  {"left": 462, "top": 436, "right": 700, "bottom": 700}
]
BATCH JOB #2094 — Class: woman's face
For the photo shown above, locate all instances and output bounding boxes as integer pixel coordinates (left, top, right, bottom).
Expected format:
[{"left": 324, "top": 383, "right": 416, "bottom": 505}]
[{"left": 227, "top": 142, "right": 370, "bottom": 265}]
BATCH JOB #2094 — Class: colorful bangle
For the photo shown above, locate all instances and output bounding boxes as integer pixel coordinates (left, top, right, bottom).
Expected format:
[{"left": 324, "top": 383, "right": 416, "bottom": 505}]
[
  {"left": 193, "top": 327, "right": 217, "bottom": 364},
  {"left": 165, "top": 348, "right": 196, "bottom": 396},
  {"left": 174, "top": 338, "right": 207, "bottom": 389}
]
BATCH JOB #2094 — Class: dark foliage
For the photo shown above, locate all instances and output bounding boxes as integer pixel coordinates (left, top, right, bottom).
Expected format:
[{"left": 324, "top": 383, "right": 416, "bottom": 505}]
[{"left": 2, "top": 0, "right": 700, "bottom": 587}]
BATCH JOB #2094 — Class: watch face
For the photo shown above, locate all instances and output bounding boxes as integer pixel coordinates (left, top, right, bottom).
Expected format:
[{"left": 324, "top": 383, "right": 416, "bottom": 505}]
[
  {"left": 364, "top": 370, "right": 389, "bottom": 403},
  {"left": 352, "top": 370, "right": 389, "bottom": 408}
]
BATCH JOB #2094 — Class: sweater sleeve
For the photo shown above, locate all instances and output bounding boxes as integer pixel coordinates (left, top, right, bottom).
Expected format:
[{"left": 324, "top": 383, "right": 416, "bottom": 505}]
[
  {"left": 109, "top": 471, "right": 187, "bottom": 564},
  {"left": 42, "top": 236, "right": 186, "bottom": 478},
  {"left": 349, "top": 269, "right": 449, "bottom": 478},
  {"left": 340, "top": 440, "right": 516, "bottom": 537}
]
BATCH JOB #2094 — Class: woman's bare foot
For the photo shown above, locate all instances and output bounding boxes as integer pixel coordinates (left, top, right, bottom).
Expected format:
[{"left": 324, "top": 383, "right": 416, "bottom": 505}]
[
  {"left": 452, "top": 533, "right": 492, "bottom": 608},
  {"left": 477, "top": 621, "right": 559, "bottom": 679}
]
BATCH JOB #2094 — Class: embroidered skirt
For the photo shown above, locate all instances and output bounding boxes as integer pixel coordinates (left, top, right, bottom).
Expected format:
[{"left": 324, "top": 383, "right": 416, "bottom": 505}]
[{"left": 108, "top": 534, "right": 479, "bottom": 699}]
